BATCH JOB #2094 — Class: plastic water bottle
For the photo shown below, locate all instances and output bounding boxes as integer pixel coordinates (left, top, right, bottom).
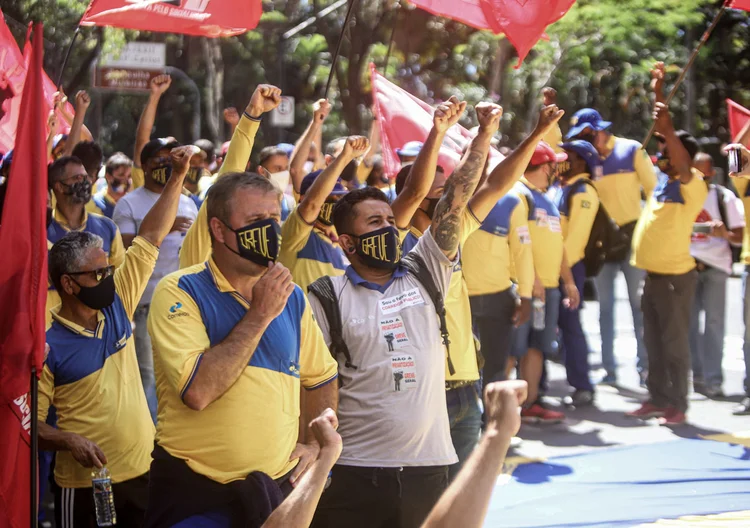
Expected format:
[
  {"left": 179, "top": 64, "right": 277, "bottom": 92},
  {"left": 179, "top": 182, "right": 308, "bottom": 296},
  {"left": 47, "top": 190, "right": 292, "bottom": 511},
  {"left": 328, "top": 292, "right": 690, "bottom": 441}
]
[
  {"left": 92, "top": 467, "right": 116, "bottom": 526},
  {"left": 532, "top": 298, "right": 545, "bottom": 330}
]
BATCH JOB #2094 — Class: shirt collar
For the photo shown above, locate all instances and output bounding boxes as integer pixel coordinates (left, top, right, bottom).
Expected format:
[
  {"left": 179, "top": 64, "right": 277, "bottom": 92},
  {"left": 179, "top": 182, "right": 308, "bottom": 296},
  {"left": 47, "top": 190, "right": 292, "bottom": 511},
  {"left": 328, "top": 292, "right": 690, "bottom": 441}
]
[
  {"left": 521, "top": 176, "right": 544, "bottom": 193},
  {"left": 50, "top": 304, "right": 106, "bottom": 338},
  {"left": 600, "top": 135, "right": 616, "bottom": 159},
  {"left": 52, "top": 207, "right": 89, "bottom": 231},
  {"left": 345, "top": 264, "right": 408, "bottom": 294},
  {"left": 409, "top": 225, "right": 424, "bottom": 239},
  {"left": 206, "top": 257, "right": 238, "bottom": 294}
]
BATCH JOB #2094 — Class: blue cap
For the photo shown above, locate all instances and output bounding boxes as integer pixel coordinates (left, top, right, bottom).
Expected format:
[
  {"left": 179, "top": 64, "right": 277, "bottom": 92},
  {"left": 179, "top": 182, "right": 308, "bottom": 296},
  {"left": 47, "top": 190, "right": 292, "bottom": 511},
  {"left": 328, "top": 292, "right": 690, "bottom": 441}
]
[
  {"left": 560, "top": 140, "right": 602, "bottom": 175},
  {"left": 299, "top": 170, "right": 348, "bottom": 196},
  {"left": 565, "top": 108, "right": 612, "bottom": 140},
  {"left": 0, "top": 150, "right": 12, "bottom": 172},
  {"left": 396, "top": 141, "right": 423, "bottom": 158},
  {"left": 276, "top": 143, "right": 295, "bottom": 157}
]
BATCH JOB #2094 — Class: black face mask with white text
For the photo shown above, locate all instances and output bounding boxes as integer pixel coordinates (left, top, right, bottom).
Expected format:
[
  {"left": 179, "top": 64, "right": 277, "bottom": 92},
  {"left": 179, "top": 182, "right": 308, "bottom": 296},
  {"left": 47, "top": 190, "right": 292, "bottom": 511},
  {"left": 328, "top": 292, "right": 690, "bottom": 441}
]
[
  {"left": 346, "top": 226, "right": 402, "bottom": 270},
  {"left": 224, "top": 218, "right": 282, "bottom": 267}
]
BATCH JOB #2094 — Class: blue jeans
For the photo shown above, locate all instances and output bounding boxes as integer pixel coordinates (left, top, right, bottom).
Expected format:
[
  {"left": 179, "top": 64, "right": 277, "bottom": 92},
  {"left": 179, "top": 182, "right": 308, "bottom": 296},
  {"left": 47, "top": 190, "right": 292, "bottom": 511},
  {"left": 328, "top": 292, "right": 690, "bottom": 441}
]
[
  {"left": 742, "top": 266, "right": 750, "bottom": 396},
  {"left": 446, "top": 384, "right": 482, "bottom": 482},
  {"left": 595, "top": 251, "right": 647, "bottom": 374},
  {"left": 135, "top": 305, "right": 157, "bottom": 423},
  {"left": 559, "top": 261, "right": 594, "bottom": 392},
  {"left": 689, "top": 266, "right": 728, "bottom": 390}
]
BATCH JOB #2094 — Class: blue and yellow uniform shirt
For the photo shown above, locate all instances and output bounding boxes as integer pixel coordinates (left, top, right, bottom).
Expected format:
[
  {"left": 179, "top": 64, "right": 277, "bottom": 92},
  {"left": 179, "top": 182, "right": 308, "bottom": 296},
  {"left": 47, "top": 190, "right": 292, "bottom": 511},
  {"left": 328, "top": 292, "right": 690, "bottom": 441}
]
[
  {"left": 279, "top": 208, "right": 349, "bottom": 293},
  {"left": 400, "top": 208, "right": 481, "bottom": 382},
  {"left": 731, "top": 177, "right": 750, "bottom": 265},
  {"left": 549, "top": 174, "right": 600, "bottom": 267},
  {"left": 463, "top": 190, "right": 534, "bottom": 299},
  {"left": 91, "top": 190, "right": 117, "bottom": 219},
  {"left": 518, "top": 178, "right": 564, "bottom": 288},
  {"left": 179, "top": 116, "right": 262, "bottom": 269},
  {"left": 148, "top": 257, "right": 338, "bottom": 484},
  {"left": 46, "top": 209, "right": 125, "bottom": 328},
  {"left": 39, "top": 237, "right": 159, "bottom": 488},
  {"left": 595, "top": 136, "right": 656, "bottom": 226},
  {"left": 631, "top": 168, "right": 707, "bottom": 275}
]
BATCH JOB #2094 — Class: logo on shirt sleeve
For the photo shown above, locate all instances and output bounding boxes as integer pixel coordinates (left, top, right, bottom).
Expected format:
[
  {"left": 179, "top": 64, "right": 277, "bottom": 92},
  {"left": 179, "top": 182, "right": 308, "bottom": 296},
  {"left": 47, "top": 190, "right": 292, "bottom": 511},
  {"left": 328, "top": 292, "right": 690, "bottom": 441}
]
[
  {"left": 168, "top": 301, "right": 189, "bottom": 320},
  {"left": 581, "top": 200, "right": 591, "bottom": 209},
  {"left": 516, "top": 225, "right": 531, "bottom": 244}
]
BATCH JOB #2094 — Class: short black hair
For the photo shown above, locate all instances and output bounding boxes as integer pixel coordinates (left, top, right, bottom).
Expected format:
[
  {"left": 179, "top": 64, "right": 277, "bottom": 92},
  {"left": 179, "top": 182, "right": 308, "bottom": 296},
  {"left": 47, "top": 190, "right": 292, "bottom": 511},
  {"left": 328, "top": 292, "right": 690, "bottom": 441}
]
[
  {"left": 676, "top": 130, "right": 700, "bottom": 161},
  {"left": 395, "top": 164, "right": 444, "bottom": 195},
  {"left": 71, "top": 141, "right": 104, "bottom": 175},
  {"left": 48, "top": 156, "right": 84, "bottom": 187},
  {"left": 105, "top": 152, "right": 133, "bottom": 175},
  {"left": 205, "top": 172, "right": 281, "bottom": 236},
  {"left": 333, "top": 187, "right": 389, "bottom": 235},
  {"left": 194, "top": 139, "right": 216, "bottom": 160},
  {"left": 258, "top": 146, "right": 288, "bottom": 168}
]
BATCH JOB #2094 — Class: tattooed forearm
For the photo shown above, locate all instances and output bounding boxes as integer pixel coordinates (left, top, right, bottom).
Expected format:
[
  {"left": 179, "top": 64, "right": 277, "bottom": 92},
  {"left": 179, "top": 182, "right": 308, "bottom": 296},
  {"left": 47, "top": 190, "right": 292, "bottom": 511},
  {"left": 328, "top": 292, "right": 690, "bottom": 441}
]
[{"left": 432, "top": 145, "right": 488, "bottom": 255}]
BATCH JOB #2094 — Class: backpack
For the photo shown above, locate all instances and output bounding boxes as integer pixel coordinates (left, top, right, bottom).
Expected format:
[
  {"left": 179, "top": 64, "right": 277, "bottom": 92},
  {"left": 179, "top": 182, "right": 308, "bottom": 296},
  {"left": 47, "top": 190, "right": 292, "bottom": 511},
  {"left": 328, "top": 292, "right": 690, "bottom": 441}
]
[
  {"left": 566, "top": 179, "right": 631, "bottom": 278},
  {"left": 308, "top": 252, "right": 455, "bottom": 383}
]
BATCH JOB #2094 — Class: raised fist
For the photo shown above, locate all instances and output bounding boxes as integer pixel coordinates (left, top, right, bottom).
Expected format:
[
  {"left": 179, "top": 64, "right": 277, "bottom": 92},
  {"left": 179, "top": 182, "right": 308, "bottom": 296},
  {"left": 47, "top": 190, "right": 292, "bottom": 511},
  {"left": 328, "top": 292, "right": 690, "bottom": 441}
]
[
  {"left": 247, "top": 84, "right": 282, "bottom": 118},
  {"left": 434, "top": 96, "right": 467, "bottom": 133},
  {"left": 150, "top": 74, "right": 172, "bottom": 96}
]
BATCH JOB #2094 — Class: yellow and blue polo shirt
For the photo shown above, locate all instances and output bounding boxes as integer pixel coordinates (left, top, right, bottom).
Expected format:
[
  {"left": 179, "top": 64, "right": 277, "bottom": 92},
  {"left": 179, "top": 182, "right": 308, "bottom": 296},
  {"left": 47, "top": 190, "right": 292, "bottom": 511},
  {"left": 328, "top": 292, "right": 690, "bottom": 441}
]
[
  {"left": 401, "top": 208, "right": 481, "bottom": 382},
  {"left": 463, "top": 190, "right": 534, "bottom": 299},
  {"left": 731, "top": 177, "right": 750, "bottom": 265},
  {"left": 91, "top": 190, "right": 117, "bottom": 219},
  {"left": 39, "top": 237, "right": 159, "bottom": 488},
  {"left": 631, "top": 168, "right": 707, "bottom": 275},
  {"left": 596, "top": 136, "right": 657, "bottom": 226},
  {"left": 131, "top": 166, "right": 145, "bottom": 190},
  {"left": 549, "top": 174, "right": 600, "bottom": 267},
  {"left": 46, "top": 209, "right": 125, "bottom": 328},
  {"left": 279, "top": 208, "right": 349, "bottom": 293},
  {"left": 518, "top": 177, "right": 564, "bottom": 288},
  {"left": 148, "top": 257, "right": 338, "bottom": 484},
  {"left": 179, "top": 116, "right": 261, "bottom": 269},
  {"left": 542, "top": 123, "right": 564, "bottom": 154}
]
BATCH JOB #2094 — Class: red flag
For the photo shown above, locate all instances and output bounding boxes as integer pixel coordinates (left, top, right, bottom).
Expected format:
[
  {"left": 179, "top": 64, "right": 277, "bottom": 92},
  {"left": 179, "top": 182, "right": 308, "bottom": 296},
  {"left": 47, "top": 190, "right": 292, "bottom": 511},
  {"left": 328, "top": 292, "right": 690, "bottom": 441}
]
[
  {"left": 81, "top": 0, "right": 263, "bottom": 37},
  {"left": 0, "top": 395, "right": 33, "bottom": 528},
  {"left": 370, "top": 64, "right": 503, "bottom": 178},
  {"left": 0, "top": 21, "right": 47, "bottom": 403},
  {"left": 728, "top": 0, "right": 750, "bottom": 11},
  {"left": 727, "top": 99, "right": 750, "bottom": 146},
  {"left": 406, "top": 0, "right": 493, "bottom": 32},
  {"left": 0, "top": 9, "right": 26, "bottom": 154}
]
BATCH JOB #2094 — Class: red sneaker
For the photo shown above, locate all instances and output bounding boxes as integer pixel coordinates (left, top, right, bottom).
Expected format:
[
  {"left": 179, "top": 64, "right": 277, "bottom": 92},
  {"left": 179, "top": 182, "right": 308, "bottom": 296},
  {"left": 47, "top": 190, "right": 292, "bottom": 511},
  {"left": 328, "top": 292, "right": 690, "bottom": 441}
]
[
  {"left": 658, "top": 408, "right": 686, "bottom": 426},
  {"left": 522, "top": 403, "right": 565, "bottom": 424},
  {"left": 625, "top": 402, "right": 667, "bottom": 418}
]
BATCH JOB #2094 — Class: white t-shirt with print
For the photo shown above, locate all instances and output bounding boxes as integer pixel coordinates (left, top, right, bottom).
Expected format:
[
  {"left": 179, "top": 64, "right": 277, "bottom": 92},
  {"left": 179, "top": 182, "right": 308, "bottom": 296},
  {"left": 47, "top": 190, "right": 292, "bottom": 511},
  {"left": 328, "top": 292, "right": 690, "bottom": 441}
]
[{"left": 690, "top": 185, "right": 745, "bottom": 275}]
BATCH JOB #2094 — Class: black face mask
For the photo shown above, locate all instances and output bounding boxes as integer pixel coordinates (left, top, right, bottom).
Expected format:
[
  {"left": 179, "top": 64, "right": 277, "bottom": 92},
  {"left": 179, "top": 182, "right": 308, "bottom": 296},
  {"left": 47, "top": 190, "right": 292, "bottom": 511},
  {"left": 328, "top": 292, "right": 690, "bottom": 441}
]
[
  {"left": 110, "top": 180, "right": 129, "bottom": 194},
  {"left": 186, "top": 167, "right": 206, "bottom": 185},
  {"left": 577, "top": 131, "right": 596, "bottom": 144},
  {"left": 347, "top": 225, "right": 402, "bottom": 270},
  {"left": 557, "top": 160, "right": 572, "bottom": 180},
  {"left": 224, "top": 218, "right": 281, "bottom": 267},
  {"left": 61, "top": 178, "right": 92, "bottom": 204},
  {"left": 421, "top": 197, "right": 440, "bottom": 220},
  {"left": 318, "top": 200, "right": 336, "bottom": 226},
  {"left": 151, "top": 164, "right": 173, "bottom": 186},
  {"left": 71, "top": 274, "right": 115, "bottom": 310},
  {"left": 656, "top": 153, "right": 671, "bottom": 174}
]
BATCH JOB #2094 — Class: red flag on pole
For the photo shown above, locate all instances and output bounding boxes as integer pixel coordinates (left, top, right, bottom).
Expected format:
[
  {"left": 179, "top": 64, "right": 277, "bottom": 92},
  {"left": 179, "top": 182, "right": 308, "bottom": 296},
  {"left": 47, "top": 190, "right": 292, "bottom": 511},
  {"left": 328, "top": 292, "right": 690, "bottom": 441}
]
[
  {"left": 728, "top": 0, "right": 750, "bottom": 11},
  {"left": 81, "top": 0, "right": 263, "bottom": 37},
  {"left": 727, "top": 99, "right": 750, "bottom": 146},
  {"left": 408, "top": 0, "right": 576, "bottom": 67},
  {"left": 370, "top": 63, "right": 503, "bottom": 178},
  {"left": 0, "top": 9, "right": 26, "bottom": 154},
  {"left": 0, "top": 21, "right": 46, "bottom": 527}
]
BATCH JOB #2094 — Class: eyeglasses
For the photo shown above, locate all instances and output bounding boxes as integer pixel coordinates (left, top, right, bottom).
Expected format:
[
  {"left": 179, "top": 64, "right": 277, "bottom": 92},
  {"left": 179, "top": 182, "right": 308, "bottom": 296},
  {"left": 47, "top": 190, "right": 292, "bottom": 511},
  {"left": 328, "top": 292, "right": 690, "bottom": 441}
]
[{"left": 67, "top": 265, "right": 115, "bottom": 283}]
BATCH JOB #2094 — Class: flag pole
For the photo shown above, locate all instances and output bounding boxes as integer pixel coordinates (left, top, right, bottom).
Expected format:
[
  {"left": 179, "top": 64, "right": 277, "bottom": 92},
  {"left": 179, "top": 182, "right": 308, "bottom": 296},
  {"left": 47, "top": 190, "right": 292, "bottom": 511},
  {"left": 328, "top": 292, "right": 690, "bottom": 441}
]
[
  {"left": 324, "top": 0, "right": 359, "bottom": 99},
  {"left": 55, "top": 26, "right": 81, "bottom": 89},
  {"left": 30, "top": 367, "right": 38, "bottom": 528},
  {"left": 384, "top": 2, "right": 402, "bottom": 77},
  {"left": 642, "top": 2, "right": 727, "bottom": 147}
]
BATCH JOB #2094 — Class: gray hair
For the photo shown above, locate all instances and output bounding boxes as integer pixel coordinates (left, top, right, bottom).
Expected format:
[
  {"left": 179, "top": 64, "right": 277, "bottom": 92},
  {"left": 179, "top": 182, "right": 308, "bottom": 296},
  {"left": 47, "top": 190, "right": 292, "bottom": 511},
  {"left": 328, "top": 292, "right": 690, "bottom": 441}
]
[
  {"left": 49, "top": 231, "right": 103, "bottom": 292},
  {"left": 326, "top": 137, "right": 347, "bottom": 157},
  {"left": 205, "top": 172, "right": 282, "bottom": 237}
]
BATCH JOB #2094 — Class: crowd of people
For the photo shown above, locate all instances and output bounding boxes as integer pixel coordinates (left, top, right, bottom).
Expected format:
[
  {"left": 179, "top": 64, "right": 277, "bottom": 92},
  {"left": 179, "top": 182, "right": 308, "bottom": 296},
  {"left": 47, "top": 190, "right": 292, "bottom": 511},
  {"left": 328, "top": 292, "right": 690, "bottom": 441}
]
[{"left": 2, "top": 59, "right": 750, "bottom": 528}]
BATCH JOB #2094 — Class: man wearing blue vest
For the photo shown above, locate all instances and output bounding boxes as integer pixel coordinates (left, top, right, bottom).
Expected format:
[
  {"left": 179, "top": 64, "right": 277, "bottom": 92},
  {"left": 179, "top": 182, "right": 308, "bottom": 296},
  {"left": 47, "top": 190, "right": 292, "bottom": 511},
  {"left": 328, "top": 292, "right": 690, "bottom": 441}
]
[{"left": 567, "top": 108, "right": 657, "bottom": 385}]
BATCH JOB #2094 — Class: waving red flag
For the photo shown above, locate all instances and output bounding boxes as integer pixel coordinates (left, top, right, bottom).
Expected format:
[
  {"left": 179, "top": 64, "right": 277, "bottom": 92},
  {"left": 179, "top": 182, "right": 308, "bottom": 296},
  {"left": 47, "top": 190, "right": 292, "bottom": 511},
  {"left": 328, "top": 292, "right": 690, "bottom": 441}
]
[
  {"left": 0, "top": 9, "right": 25, "bottom": 154},
  {"left": 0, "top": 22, "right": 47, "bottom": 528},
  {"left": 728, "top": 0, "right": 750, "bottom": 11},
  {"left": 406, "top": 0, "right": 493, "bottom": 31},
  {"left": 370, "top": 64, "right": 503, "bottom": 178},
  {"left": 81, "top": 0, "right": 262, "bottom": 37},
  {"left": 727, "top": 99, "right": 750, "bottom": 146}
]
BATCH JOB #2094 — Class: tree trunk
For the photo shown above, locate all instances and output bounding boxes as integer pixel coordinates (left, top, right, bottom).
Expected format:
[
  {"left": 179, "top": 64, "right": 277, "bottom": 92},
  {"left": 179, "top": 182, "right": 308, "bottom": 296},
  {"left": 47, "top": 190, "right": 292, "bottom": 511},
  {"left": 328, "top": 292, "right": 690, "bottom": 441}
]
[
  {"left": 683, "top": 27, "right": 696, "bottom": 134},
  {"left": 202, "top": 37, "right": 224, "bottom": 144}
]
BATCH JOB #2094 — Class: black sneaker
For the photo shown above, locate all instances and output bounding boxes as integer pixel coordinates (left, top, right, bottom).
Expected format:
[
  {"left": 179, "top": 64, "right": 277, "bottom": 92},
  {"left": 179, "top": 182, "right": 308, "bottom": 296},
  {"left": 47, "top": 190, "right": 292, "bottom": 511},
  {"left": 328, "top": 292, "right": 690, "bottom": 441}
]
[
  {"left": 733, "top": 397, "right": 750, "bottom": 416},
  {"left": 563, "top": 390, "right": 595, "bottom": 407}
]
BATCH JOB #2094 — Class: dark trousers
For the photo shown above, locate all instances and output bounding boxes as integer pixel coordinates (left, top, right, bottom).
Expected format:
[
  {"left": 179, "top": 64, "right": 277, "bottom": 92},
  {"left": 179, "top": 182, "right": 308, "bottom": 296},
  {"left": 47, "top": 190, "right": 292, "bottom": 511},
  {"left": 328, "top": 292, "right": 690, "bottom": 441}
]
[
  {"left": 642, "top": 270, "right": 698, "bottom": 413},
  {"left": 310, "top": 464, "right": 449, "bottom": 528},
  {"left": 54, "top": 473, "right": 149, "bottom": 528},
  {"left": 559, "top": 261, "right": 594, "bottom": 392},
  {"left": 470, "top": 287, "right": 517, "bottom": 385}
]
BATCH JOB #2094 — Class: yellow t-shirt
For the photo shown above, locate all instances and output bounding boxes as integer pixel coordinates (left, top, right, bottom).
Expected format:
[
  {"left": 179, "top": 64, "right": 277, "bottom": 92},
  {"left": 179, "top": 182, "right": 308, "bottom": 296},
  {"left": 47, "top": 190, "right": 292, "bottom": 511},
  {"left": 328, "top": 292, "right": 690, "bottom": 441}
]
[
  {"left": 463, "top": 191, "right": 534, "bottom": 298},
  {"left": 551, "top": 174, "right": 600, "bottom": 267},
  {"left": 148, "top": 257, "right": 338, "bottom": 483},
  {"left": 518, "top": 178, "right": 564, "bottom": 288},
  {"left": 542, "top": 123, "right": 564, "bottom": 153},
  {"left": 46, "top": 209, "right": 126, "bottom": 328},
  {"left": 39, "top": 237, "right": 159, "bottom": 488},
  {"left": 401, "top": 208, "right": 481, "bottom": 381},
  {"left": 732, "top": 177, "right": 750, "bottom": 265},
  {"left": 278, "top": 208, "right": 349, "bottom": 293},
  {"left": 85, "top": 198, "right": 105, "bottom": 217},
  {"left": 179, "top": 117, "right": 262, "bottom": 269},
  {"left": 594, "top": 136, "right": 657, "bottom": 226},
  {"left": 131, "top": 166, "right": 145, "bottom": 190},
  {"left": 631, "top": 169, "right": 708, "bottom": 274}
]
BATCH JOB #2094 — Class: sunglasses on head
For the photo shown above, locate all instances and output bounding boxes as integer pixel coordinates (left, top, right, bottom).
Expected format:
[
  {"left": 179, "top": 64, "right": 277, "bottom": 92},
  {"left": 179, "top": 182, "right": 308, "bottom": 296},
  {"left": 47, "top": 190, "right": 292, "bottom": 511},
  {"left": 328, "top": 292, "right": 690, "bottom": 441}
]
[{"left": 67, "top": 265, "right": 115, "bottom": 283}]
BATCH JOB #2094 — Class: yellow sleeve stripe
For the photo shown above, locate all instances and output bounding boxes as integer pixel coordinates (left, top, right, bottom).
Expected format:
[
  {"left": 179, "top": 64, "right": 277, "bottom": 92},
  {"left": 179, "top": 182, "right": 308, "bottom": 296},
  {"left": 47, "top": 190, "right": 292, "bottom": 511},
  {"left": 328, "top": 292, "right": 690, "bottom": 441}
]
[
  {"left": 180, "top": 353, "right": 204, "bottom": 401},
  {"left": 305, "top": 373, "right": 338, "bottom": 390}
]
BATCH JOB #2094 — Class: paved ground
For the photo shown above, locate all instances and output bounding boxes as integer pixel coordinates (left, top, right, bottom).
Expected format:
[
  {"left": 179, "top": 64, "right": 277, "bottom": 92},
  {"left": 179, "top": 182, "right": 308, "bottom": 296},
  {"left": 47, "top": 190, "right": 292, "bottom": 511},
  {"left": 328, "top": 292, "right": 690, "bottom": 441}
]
[{"left": 513, "top": 273, "right": 750, "bottom": 461}]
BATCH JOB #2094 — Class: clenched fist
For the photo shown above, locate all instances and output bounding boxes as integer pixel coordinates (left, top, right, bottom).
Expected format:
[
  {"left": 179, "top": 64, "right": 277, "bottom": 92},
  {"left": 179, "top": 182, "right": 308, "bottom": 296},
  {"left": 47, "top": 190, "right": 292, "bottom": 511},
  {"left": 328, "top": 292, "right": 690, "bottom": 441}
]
[
  {"left": 150, "top": 74, "right": 172, "bottom": 96},
  {"left": 484, "top": 380, "right": 527, "bottom": 439},
  {"left": 534, "top": 104, "right": 565, "bottom": 138},
  {"left": 247, "top": 84, "right": 282, "bottom": 118},
  {"left": 476, "top": 102, "right": 503, "bottom": 135},
  {"left": 342, "top": 136, "right": 370, "bottom": 160},
  {"left": 434, "top": 96, "right": 467, "bottom": 134},
  {"left": 313, "top": 99, "right": 332, "bottom": 123}
]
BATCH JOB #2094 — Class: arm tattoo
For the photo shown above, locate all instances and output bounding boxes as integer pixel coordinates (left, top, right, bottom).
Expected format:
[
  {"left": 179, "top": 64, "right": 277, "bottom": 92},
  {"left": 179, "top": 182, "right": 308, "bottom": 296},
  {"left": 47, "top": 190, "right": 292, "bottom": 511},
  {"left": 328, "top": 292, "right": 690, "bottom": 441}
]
[{"left": 432, "top": 148, "right": 486, "bottom": 253}]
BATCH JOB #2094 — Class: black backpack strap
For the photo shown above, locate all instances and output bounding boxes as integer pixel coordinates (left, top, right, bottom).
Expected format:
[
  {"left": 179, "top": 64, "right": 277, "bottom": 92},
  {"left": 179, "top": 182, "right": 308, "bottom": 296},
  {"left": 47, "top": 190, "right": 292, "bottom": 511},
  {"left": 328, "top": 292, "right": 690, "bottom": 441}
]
[
  {"left": 401, "top": 252, "right": 455, "bottom": 375},
  {"left": 308, "top": 277, "right": 358, "bottom": 371},
  {"left": 517, "top": 185, "right": 536, "bottom": 221},
  {"left": 714, "top": 184, "right": 730, "bottom": 228}
]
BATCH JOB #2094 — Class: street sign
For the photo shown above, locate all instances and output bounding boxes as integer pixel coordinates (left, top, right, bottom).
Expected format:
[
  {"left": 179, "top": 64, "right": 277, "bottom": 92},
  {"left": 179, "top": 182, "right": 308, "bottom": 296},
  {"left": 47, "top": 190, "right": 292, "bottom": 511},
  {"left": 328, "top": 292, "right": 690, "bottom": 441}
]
[
  {"left": 95, "top": 42, "right": 166, "bottom": 92},
  {"left": 270, "top": 96, "right": 295, "bottom": 128},
  {"left": 93, "top": 68, "right": 164, "bottom": 92}
]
